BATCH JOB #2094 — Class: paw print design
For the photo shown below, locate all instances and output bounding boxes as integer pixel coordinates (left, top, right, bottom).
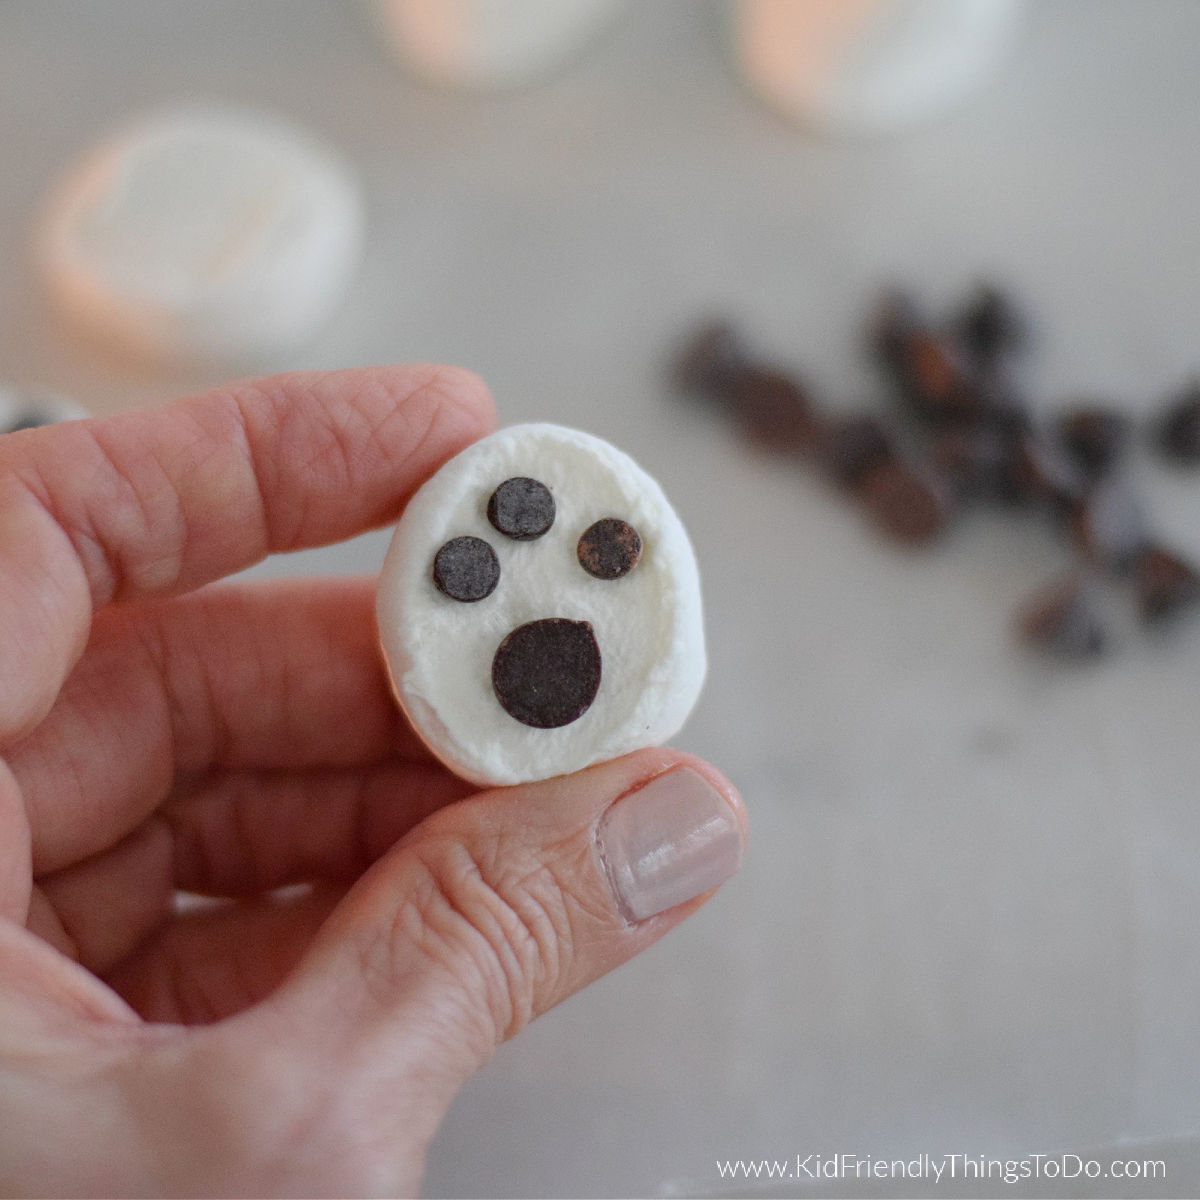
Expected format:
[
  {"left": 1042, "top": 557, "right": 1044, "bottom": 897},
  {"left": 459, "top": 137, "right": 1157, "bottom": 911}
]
[{"left": 377, "top": 424, "right": 706, "bottom": 786}]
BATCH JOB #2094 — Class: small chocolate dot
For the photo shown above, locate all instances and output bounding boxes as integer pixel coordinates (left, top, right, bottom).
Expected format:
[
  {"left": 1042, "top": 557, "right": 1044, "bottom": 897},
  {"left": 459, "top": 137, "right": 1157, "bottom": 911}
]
[
  {"left": 819, "top": 414, "right": 896, "bottom": 490},
  {"left": 487, "top": 477, "right": 555, "bottom": 540},
  {"left": 858, "top": 460, "right": 952, "bottom": 547},
  {"left": 1134, "top": 545, "right": 1200, "bottom": 623},
  {"left": 1015, "top": 576, "right": 1107, "bottom": 661},
  {"left": 1056, "top": 406, "right": 1130, "bottom": 479},
  {"left": 1153, "top": 383, "right": 1200, "bottom": 464},
  {"left": 492, "top": 618, "right": 601, "bottom": 729},
  {"left": 727, "top": 367, "right": 819, "bottom": 454},
  {"left": 432, "top": 536, "right": 500, "bottom": 602},
  {"left": 577, "top": 518, "right": 643, "bottom": 579},
  {"left": 673, "top": 319, "right": 750, "bottom": 400},
  {"left": 955, "top": 283, "right": 1028, "bottom": 372}
]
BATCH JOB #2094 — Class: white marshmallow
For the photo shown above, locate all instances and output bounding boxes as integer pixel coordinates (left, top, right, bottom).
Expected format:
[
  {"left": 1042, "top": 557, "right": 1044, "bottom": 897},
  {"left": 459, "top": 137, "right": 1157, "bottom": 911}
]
[
  {"left": 734, "top": 0, "right": 1026, "bottom": 136},
  {"left": 377, "top": 424, "right": 706, "bottom": 787},
  {"left": 374, "top": 0, "right": 627, "bottom": 89},
  {"left": 38, "top": 107, "right": 364, "bottom": 367},
  {"left": 0, "top": 385, "right": 88, "bottom": 432}
]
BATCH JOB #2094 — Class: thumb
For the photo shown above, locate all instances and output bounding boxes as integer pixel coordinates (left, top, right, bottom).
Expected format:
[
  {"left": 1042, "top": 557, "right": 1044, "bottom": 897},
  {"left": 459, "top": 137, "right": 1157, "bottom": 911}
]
[{"left": 253, "top": 748, "right": 744, "bottom": 1164}]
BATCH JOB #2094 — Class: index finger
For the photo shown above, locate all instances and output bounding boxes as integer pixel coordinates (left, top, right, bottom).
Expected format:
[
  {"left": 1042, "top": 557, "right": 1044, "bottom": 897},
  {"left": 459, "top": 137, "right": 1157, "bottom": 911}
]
[{"left": 0, "top": 364, "right": 495, "bottom": 742}]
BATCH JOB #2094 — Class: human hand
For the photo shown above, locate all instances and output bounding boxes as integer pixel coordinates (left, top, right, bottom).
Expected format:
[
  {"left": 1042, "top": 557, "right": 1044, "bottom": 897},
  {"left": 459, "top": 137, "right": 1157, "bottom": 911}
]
[{"left": 0, "top": 366, "right": 746, "bottom": 1197}]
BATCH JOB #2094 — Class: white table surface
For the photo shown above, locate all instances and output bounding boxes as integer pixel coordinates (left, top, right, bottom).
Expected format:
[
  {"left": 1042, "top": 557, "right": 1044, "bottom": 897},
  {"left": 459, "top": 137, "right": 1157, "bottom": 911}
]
[{"left": 3, "top": 2, "right": 1200, "bottom": 1196}]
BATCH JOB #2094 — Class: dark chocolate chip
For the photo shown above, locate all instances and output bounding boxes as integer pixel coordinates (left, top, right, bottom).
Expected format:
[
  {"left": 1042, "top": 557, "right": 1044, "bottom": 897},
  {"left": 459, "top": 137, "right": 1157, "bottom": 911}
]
[
  {"left": 577, "top": 518, "right": 642, "bottom": 579},
  {"left": 956, "top": 284, "right": 1027, "bottom": 372},
  {"left": 487, "top": 477, "right": 555, "bottom": 540},
  {"left": 867, "top": 288, "right": 923, "bottom": 371},
  {"left": 819, "top": 414, "right": 897, "bottom": 489},
  {"left": 1056, "top": 406, "right": 1130, "bottom": 479},
  {"left": 1065, "top": 480, "right": 1147, "bottom": 574},
  {"left": 899, "top": 331, "right": 982, "bottom": 423},
  {"left": 491, "top": 618, "right": 602, "bottom": 729},
  {"left": 973, "top": 384, "right": 1034, "bottom": 441},
  {"left": 927, "top": 425, "right": 1018, "bottom": 504},
  {"left": 1015, "top": 576, "right": 1107, "bottom": 660},
  {"left": 1134, "top": 545, "right": 1200, "bottom": 623},
  {"left": 1007, "top": 432, "right": 1086, "bottom": 511},
  {"left": 727, "top": 367, "right": 819, "bottom": 453},
  {"left": 673, "top": 320, "right": 751, "bottom": 401},
  {"left": 1152, "top": 382, "right": 1200, "bottom": 464},
  {"left": 858, "top": 460, "right": 952, "bottom": 547},
  {"left": 432, "top": 536, "right": 500, "bottom": 602}
]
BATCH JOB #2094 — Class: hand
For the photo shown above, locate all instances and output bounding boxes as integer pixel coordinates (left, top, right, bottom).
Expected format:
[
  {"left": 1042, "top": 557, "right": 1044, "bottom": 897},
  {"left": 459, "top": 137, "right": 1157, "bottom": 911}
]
[{"left": 0, "top": 366, "right": 746, "bottom": 1197}]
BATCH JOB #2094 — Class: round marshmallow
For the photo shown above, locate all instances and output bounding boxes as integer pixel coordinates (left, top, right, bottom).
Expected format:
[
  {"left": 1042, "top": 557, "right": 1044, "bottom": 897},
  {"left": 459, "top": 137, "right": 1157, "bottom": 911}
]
[
  {"left": 0, "top": 385, "right": 88, "bottom": 432},
  {"left": 734, "top": 0, "right": 1026, "bottom": 137},
  {"left": 38, "top": 106, "right": 364, "bottom": 367},
  {"left": 377, "top": 423, "right": 706, "bottom": 787},
  {"left": 374, "top": 0, "right": 627, "bottom": 89}
]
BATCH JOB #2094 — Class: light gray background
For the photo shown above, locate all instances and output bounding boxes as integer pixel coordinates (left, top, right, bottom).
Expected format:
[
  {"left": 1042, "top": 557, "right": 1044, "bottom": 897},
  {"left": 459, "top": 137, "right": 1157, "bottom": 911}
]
[{"left": 2, "top": 2, "right": 1200, "bottom": 1196}]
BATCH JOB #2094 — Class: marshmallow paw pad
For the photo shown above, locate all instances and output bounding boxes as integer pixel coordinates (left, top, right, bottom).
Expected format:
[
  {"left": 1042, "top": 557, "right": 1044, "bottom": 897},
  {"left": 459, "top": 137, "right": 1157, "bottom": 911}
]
[{"left": 376, "top": 424, "right": 706, "bottom": 786}]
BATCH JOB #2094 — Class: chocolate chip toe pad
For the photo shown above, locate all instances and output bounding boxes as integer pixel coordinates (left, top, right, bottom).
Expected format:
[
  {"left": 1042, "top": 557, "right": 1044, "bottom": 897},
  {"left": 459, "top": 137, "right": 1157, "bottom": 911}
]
[
  {"left": 488, "top": 476, "right": 555, "bottom": 539},
  {"left": 433, "top": 535, "right": 500, "bottom": 602},
  {"left": 577, "top": 518, "right": 642, "bottom": 579},
  {"left": 492, "top": 618, "right": 602, "bottom": 728},
  {"left": 376, "top": 424, "right": 706, "bottom": 787}
]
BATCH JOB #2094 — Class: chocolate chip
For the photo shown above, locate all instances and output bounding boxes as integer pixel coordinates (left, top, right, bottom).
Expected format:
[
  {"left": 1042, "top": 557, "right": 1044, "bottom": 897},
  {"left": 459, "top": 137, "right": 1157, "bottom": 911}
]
[
  {"left": 491, "top": 618, "right": 602, "bottom": 728},
  {"left": 727, "top": 366, "right": 819, "bottom": 453},
  {"left": 928, "top": 425, "right": 1020, "bottom": 504},
  {"left": 1007, "top": 432, "right": 1086, "bottom": 511},
  {"left": 577, "top": 518, "right": 642, "bottom": 579},
  {"left": 884, "top": 328, "right": 981, "bottom": 425},
  {"left": 1152, "top": 382, "right": 1200, "bottom": 464},
  {"left": 870, "top": 291, "right": 982, "bottom": 422},
  {"left": 487, "top": 477, "right": 555, "bottom": 540},
  {"left": 1015, "top": 576, "right": 1107, "bottom": 660},
  {"left": 819, "top": 414, "right": 896, "bottom": 489},
  {"left": 867, "top": 288, "right": 923, "bottom": 371},
  {"left": 1134, "top": 545, "right": 1200, "bottom": 623},
  {"left": 432, "top": 536, "right": 500, "bottom": 602},
  {"left": 955, "top": 284, "right": 1027, "bottom": 372},
  {"left": 673, "top": 319, "right": 751, "bottom": 401},
  {"left": 858, "top": 460, "right": 952, "bottom": 547},
  {"left": 1056, "top": 406, "right": 1130, "bottom": 479}
]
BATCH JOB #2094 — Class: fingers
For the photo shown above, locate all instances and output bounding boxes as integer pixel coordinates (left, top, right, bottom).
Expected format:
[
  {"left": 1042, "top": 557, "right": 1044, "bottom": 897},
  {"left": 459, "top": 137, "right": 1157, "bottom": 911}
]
[
  {"left": 0, "top": 764, "right": 32, "bottom": 921},
  {"left": 15, "top": 576, "right": 440, "bottom": 873},
  {"left": 34, "top": 759, "right": 472, "bottom": 972},
  {"left": 0, "top": 364, "right": 494, "bottom": 742},
  {"left": 32, "top": 820, "right": 174, "bottom": 974},
  {"left": 163, "top": 762, "right": 474, "bottom": 896},
  {"left": 254, "top": 750, "right": 745, "bottom": 1122},
  {"left": 104, "top": 886, "right": 344, "bottom": 1025}
]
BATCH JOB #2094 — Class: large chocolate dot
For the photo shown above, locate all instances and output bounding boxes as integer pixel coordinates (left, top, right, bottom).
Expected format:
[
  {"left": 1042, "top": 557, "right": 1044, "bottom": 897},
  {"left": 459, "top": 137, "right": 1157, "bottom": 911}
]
[
  {"left": 487, "top": 477, "right": 555, "bottom": 540},
  {"left": 491, "top": 618, "right": 601, "bottom": 729},
  {"left": 432, "top": 536, "right": 500, "bottom": 602},
  {"left": 577, "top": 518, "right": 642, "bottom": 579}
]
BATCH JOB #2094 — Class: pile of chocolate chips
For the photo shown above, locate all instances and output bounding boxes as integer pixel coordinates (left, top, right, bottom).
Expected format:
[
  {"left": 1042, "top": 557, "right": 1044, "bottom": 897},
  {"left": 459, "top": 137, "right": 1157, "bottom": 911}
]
[{"left": 672, "top": 286, "right": 1200, "bottom": 660}]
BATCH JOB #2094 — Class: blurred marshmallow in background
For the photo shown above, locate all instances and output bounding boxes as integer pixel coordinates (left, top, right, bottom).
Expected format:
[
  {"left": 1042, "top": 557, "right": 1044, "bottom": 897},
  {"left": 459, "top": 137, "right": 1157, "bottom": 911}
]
[
  {"left": 37, "top": 106, "right": 364, "bottom": 369},
  {"left": 734, "top": 0, "right": 1027, "bottom": 136},
  {"left": 374, "top": 0, "right": 629, "bottom": 89}
]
